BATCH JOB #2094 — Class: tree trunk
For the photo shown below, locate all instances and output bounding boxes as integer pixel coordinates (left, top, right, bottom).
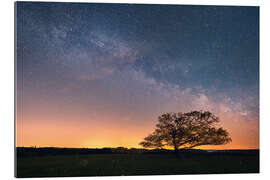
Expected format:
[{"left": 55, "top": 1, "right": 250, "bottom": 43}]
[{"left": 174, "top": 145, "right": 179, "bottom": 156}]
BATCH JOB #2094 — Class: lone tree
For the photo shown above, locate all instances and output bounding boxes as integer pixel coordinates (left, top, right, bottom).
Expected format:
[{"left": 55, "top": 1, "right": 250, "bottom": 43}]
[{"left": 139, "top": 111, "right": 231, "bottom": 153}]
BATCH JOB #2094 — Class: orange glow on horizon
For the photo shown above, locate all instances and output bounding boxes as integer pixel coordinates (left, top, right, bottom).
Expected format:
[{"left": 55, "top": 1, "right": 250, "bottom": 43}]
[{"left": 16, "top": 113, "right": 259, "bottom": 150}]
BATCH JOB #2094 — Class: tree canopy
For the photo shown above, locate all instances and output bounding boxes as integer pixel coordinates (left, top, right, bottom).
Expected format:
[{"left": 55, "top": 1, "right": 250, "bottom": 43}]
[{"left": 139, "top": 111, "right": 231, "bottom": 152}]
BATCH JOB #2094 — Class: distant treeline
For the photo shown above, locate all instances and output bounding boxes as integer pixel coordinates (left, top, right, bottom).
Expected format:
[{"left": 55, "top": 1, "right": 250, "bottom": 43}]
[{"left": 16, "top": 147, "right": 259, "bottom": 157}]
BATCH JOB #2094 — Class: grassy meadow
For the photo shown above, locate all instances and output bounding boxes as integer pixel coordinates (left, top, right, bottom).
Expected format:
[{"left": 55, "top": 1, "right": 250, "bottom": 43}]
[{"left": 16, "top": 151, "right": 259, "bottom": 178}]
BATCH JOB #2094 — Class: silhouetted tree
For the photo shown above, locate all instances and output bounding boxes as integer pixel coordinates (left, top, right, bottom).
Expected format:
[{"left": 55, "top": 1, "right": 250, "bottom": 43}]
[{"left": 139, "top": 111, "right": 232, "bottom": 153}]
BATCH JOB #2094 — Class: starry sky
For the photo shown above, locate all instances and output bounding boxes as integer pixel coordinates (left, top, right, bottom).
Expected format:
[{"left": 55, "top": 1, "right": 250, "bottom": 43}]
[{"left": 16, "top": 2, "right": 259, "bottom": 149}]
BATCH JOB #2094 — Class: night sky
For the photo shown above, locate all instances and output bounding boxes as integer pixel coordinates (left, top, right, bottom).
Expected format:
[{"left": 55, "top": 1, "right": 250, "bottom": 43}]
[{"left": 16, "top": 2, "right": 259, "bottom": 149}]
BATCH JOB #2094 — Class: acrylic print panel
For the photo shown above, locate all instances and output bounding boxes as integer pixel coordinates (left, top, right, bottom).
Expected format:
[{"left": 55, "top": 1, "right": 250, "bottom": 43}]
[{"left": 15, "top": 1, "right": 259, "bottom": 178}]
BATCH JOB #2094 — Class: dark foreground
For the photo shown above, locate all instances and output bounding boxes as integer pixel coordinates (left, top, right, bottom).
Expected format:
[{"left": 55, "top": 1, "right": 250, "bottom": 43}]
[{"left": 16, "top": 150, "right": 259, "bottom": 178}]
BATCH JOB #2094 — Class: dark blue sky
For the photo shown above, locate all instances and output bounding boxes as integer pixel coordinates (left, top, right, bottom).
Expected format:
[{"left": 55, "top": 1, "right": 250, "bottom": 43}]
[
  {"left": 16, "top": 2, "right": 259, "bottom": 148},
  {"left": 17, "top": 3, "right": 259, "bottom": 93}
]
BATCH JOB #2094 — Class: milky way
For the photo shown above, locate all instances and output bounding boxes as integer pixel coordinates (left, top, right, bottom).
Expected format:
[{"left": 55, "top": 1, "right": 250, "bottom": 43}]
[{"left": 16, "top": 2, "right": 259, "bottom": 149}]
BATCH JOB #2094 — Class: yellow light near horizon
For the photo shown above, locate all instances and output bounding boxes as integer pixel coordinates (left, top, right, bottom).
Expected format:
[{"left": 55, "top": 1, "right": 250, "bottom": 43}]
[{"left": 16, "top": 110, "right": 259, "bottom": 150}]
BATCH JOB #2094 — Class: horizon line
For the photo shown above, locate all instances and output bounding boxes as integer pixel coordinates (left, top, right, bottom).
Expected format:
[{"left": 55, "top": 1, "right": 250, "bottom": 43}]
[{"left": 15, "top": 146, "right": 260, "bottom": 151}]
